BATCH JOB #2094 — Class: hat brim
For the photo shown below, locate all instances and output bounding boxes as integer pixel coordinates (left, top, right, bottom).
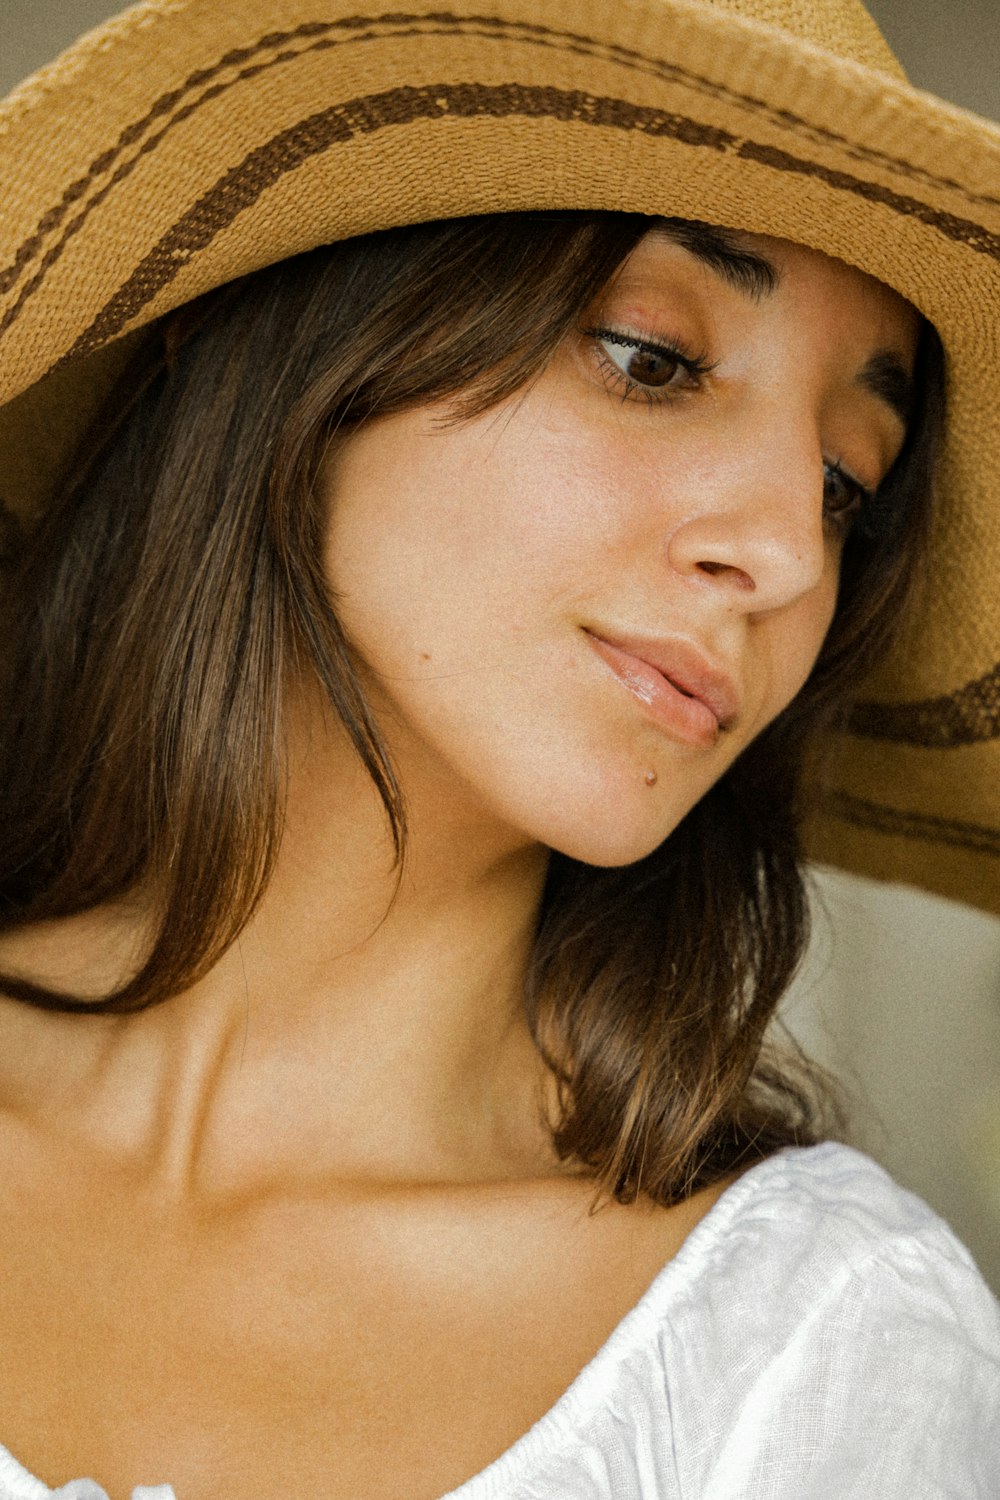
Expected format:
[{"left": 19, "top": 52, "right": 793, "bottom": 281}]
[{"left": 2, "top": 0, "right": 999, "bottom": 911}]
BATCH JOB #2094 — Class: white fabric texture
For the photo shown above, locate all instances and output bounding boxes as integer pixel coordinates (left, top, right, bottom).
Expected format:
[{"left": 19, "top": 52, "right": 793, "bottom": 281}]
[{"left": 1, "top": 1142, "right": 997, "bottom": 1499}]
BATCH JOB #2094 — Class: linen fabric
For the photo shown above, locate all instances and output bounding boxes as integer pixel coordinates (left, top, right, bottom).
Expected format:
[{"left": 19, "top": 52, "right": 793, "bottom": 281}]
[
  {"left": 1, "top": 0, "right": 999, "bottom": 915},
  {"left": 1, "top": 1142, "right": 997, "bottom": 1500}
]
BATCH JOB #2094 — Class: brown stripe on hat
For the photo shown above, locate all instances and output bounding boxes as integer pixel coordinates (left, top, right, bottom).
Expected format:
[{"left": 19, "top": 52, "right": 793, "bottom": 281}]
[
  {"left": 0, "top": 25, "right": 372, "bottom": 335},
  {"left": 849, "top": 660, "right": 1000, "bottom": 747},
  {"left": 738, "top": 140, "right": 1000, "bottom": 259},
  {"left": 0, "top": 17, "right": 382, "bottom": 302},
  {"left": 48, "top": 78, "right": 1000, "bottom": 375},
  {"left": 820, "top": 791, "right": 1000, "bottom": 859},
  {"left": 4, "top": 8, "right": 999, "bottom": 334},
  {"left": 56, "top": 82, "right": 740, "bottom": 367}
]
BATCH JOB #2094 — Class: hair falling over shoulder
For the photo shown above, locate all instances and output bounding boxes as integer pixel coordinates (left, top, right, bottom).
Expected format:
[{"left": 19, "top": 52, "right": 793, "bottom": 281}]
[{"left": 0, "top": 212, "right": 945, "bottom": 1206}]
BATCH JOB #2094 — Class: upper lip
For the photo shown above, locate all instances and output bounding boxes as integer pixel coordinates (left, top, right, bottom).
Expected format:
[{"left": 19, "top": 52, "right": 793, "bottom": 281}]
[{"left": 585, "top": 627, "right": 742, "bottom": 730}]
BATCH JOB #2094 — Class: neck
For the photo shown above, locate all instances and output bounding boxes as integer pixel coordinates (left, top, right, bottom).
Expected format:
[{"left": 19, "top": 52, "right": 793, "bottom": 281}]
[{"left": 0, "top": 692, "right": 562, "bottom": 1200}]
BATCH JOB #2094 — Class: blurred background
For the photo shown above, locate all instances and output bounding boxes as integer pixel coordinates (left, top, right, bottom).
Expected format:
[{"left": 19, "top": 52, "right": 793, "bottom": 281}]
[{"left": 2, "top": 0, "right": 999, "bottom": 1290}]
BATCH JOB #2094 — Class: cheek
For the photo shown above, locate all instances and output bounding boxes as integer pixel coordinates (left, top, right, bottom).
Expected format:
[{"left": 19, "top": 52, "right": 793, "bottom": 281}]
[
  {"left": 767, "top": 561, "right": 840, "bottom": 711},
  {"left": 321, "top": 403, "right": 606, "bottom": 661},
  {"left": 321, "top": 420, "right": 491, "bottom": 670}
]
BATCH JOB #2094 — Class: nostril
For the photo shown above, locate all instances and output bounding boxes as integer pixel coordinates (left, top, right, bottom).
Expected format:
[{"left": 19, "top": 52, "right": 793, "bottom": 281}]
[{"left": 697, "top": 560, "right": 756, "bottom": 590}]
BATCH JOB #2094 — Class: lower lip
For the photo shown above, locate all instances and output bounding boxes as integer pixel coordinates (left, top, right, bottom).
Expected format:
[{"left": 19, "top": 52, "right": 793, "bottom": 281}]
[{"left": 584, "top": 632, "right": 721, "bottom": 749}]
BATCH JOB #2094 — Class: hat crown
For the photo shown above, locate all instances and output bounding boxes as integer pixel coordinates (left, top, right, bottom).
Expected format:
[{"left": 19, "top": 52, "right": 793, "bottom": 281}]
[{"left": 695, "top": 0, "right": 906, "bottom": 78}]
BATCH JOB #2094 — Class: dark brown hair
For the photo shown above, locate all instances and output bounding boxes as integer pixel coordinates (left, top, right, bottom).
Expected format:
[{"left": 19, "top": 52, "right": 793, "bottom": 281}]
[{"left": 0, "top": 211, "right": 944, "bottom": 1203}]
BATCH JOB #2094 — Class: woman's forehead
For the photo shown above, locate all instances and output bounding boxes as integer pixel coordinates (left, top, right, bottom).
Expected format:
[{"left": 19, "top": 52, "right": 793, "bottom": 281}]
[{"left": 621, "top": 221, "right": 919, "bottom": 351}]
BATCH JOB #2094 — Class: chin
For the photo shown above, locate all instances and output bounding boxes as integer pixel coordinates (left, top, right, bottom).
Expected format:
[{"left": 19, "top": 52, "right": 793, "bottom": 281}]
[
  {"left": 535, "top": 799, "right": 691, "bottom": 870},
  {"left": 550, "top": 833, "right": 673, "bottom": 870}
]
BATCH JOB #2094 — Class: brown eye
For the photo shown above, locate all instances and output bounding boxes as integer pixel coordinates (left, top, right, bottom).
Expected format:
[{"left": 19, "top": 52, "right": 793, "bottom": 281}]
[
  {"left": 823, "top": 461, "right": 873, "bottom": 528},
  {"left": 615, "top": 345, "right": 683, "bottom": 389},
  {"left": 592, "top": 330, "right": 709, "bottom": 398}
]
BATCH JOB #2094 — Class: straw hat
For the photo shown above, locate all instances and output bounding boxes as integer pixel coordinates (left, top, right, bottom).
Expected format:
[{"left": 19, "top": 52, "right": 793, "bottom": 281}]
[{"left": 1, "top": 0, "right": 998, "bottom": 914}]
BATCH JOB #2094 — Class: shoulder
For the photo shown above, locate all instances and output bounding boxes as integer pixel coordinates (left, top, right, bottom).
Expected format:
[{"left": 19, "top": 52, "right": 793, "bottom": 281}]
[
  {"left": 707, "top": 1138, "right": 984, "bottom": 1264},
  {"left": 658, "top": 1142, "right": 1000, "bottom": 1496},
  {"left": 672, "top": 1140, "right": 1000, "bottom": 1351}
]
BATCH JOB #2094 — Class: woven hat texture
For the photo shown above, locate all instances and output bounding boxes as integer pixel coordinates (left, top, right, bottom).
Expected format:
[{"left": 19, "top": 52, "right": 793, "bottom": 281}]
[{"left": 1, "top": 0, "right": 998, "bottom": 912}]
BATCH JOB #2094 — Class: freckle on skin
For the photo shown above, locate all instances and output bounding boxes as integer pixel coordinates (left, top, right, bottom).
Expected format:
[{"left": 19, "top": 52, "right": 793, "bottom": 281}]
[{"left": 419, "top": 652, "right": 431, "bottom": 662}]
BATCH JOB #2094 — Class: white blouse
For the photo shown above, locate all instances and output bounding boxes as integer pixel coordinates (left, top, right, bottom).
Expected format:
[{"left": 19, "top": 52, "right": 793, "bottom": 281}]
[{"left": 1, "top": 1142, "right": 998, "bottom": 1499}]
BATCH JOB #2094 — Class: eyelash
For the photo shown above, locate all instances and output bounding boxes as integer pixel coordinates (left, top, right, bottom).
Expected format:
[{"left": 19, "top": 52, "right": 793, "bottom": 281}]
[
  {"left": 586, "top": 325, "right": 715, "bottom": 404},
  {"left": 822, "top": 461, "right": 875, "bottom": 535},
  {"left": 586, "top": 325, "right": 877, "bottom": 535}
]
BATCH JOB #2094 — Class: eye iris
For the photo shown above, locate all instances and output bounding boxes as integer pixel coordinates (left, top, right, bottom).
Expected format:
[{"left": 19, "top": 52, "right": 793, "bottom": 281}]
[
  {"left": 625, "top": 347, "right": 679, "bottom": 388},
  {"left": 824, "top": 466, "right": 858, "bottom": 514}
]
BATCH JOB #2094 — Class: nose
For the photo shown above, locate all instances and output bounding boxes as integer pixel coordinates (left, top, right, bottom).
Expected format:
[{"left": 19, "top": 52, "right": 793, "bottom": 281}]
[{"left": 663, "top": 419, "right": 831, "bottom": 614}]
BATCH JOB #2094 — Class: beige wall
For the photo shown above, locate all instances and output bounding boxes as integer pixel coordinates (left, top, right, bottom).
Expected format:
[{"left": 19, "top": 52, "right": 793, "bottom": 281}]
[
  {"left": 784, "top": 873, "right": 1000, "bottom": 1292},
  {"left": 3, "top": 1, "right": 999, "bottom": 1290},
  {"left": 866, "top": 0, "right": 1000, "bottom": 118}
]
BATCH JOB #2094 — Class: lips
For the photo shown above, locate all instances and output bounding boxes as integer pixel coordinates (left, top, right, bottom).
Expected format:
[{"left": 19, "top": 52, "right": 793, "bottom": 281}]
[{"left": 583, "top": 627, "right": 741, "bottom": 746}]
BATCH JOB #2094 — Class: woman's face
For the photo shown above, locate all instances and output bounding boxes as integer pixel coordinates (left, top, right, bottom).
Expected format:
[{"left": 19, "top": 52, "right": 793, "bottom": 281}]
[{"left": 322, "top": 227, "right": 918, "bottom": 866}]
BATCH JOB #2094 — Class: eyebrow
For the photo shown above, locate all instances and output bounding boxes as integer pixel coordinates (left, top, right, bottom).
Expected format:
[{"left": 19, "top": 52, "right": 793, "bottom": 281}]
[
  {"left": 652, "top": 219, "right": 914, "bottom": 428},
  {"left": 656, "top": 219, "right": 917, "bottom": 429},
  {"left": 855, "top": 349, "right": 914, "bottom": 428},
  {"left": 652, "top": 217, "right": 780, "bottom": 302}
]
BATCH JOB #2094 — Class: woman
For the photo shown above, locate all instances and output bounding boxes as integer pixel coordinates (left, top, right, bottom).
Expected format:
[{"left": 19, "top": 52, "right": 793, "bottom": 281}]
[{"left": 0, "top": 0, "right": 997, "bottom": 1496}]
